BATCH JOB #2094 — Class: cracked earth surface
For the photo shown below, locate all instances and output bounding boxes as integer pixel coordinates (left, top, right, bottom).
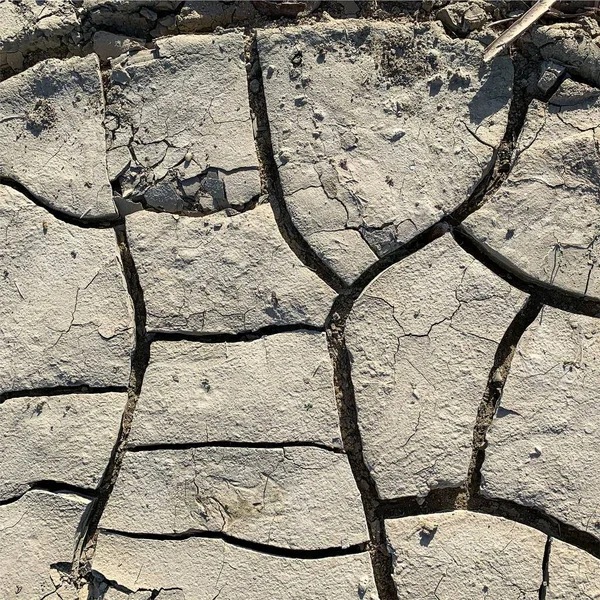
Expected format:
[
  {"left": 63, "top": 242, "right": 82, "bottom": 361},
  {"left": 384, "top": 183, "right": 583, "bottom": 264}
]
[{"left": 1, "top": 1, "right": 600, "bottom": 599}]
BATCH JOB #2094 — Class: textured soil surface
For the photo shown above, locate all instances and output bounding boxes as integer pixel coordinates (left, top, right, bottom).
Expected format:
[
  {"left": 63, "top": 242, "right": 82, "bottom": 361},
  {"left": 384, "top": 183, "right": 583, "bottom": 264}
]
[{"left": 1, "top": 1, "right": 600, "bottom": 599}]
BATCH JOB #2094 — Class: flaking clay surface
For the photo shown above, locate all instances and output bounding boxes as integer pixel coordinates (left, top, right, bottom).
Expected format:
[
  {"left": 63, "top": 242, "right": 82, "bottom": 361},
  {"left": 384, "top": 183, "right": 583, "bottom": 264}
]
[
  {"left": 482, "top": 306, "right": 600, "bottom": 541},
  {"left": 258, "top": 20, "right": 512, "bottom": 283},
  {"left": 386, "top": 511, "right": 546, "bottom": 599},
  {"left": 128, "top": 331, "right": 341, "bottom": 447},
  {"left": 106, "top": 33, "right": 261, "bottom": 214},
  {"left": 2, "top": 3, "right": 600, "bottom": 599},
  {"left": 100, "top": 446, "right": 368, "bottom": 550},
  {"left": 346, "top": 233, "right": 527, "bottom": 499}
]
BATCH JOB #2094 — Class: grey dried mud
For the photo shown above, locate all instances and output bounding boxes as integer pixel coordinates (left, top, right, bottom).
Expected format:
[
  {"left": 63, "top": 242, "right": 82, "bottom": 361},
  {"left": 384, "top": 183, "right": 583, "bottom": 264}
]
[{"left": 2, "top": 4, "right": 600, "bottom": 599}]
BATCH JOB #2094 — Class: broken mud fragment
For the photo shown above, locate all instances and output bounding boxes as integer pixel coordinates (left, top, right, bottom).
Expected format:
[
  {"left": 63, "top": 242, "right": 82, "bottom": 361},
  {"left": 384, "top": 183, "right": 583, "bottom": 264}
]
[
  {"left": 105, "top": 33, "right": 261, "bottom": 217},
  {"left": 547, "top": 538, "right": 600, "bottom": 598},
  {"left": 463, "top": 77, "right": 600, "bottom": 299},
  {"left": 531, "top": 22, "right": 600, "bottom": 89},
  {"left": 0, "top": 54, "right": 115, "bottom": 219},
  {"left": 101, "top": 446, "right": 368, "bottom": 551},
  {"left": 125, "top": 203, "right": 336, "bottom": 334},
  {"left": 482, "top": 306, "right": 600, "bottom": 542},
  {"left": 92, "top": 531, "right": 377, "bottom": 599},
  {"left": 387, "top": 511, "right": 546, "bottom": 599},
  {"left": 0, "top": 490, "right": 90, "bottom": 599},
  {"left": 0, "top": 392, "right": 126, "bottom": 502}
]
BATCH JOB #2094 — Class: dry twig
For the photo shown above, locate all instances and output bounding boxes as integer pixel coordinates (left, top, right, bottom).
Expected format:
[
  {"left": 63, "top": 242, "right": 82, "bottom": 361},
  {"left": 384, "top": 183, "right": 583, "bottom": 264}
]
[{"left": 483, "top": 0, "right": 558, "bottom": 62}]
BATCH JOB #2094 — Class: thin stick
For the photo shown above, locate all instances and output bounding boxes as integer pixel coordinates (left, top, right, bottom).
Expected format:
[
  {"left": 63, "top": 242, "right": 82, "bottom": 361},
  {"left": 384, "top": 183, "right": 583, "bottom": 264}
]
[{"left": 483, "top": 0, "right": 558, "bottom": 63}]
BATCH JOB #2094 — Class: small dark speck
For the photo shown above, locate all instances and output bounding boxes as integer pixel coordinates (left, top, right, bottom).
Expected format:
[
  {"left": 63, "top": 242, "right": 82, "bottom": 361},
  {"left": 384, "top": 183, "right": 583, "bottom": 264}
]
[
  {"left": 505, "top": 228, "right": 515, "bottom": 240},
  {"left": 71, "top": 251, "right": 77, "bottom": 258}
]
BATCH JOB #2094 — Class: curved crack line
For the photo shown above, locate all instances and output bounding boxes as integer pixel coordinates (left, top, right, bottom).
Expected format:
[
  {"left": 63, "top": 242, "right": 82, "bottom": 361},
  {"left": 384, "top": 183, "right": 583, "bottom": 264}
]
[
  {"left": 0, "top": 176, "right": 121, "bottom": 229},
  {"left": 0, "top": 481, "right": 95, "bottom": 507},
  {"left": 461, "top": 295, "right": 544, "bottom": 506},
  {"left": 96, "top": 527, "right": 368, "bottom": 560},
  {"left": 452, "top": 226, "right": 600, "bottom": 318},
  {"left": 244, "top": 32, "right": 346, "bottom": 294},
  {"left": 379, "top": 494, "right": 600, "bottom": 560}
]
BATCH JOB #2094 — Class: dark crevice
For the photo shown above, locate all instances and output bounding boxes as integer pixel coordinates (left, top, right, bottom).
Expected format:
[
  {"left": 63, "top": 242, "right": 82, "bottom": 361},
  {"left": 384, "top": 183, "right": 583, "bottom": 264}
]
[
  {"left": 149, "top": 323, "right": 323, "bottom": 344},
  {"left": 0, "top": 481, "right": 94, "bottom": 507},
  {"left": 73, "top": 222, "right": 151, "bottom": 582},
  {"left": 380, "top": 493, "right": 600, "bottom": 560},
  {"left": 0, "top": 176, "right": 122, "bottom": 229},
  {"left": 0, "top": 385, "right": 127, "bottom": 405},
  {"left": 453, "top": 226, "right": 600, "bottom": 317},
  {"left": 127, "top": 440, "right": 343, "bottom": 453},
  {"left": 326, "top": 319, "right": 397, "bottom": 600},
  {"left": 120, "top": 185, "right": 262, "bottom": 220},
  {"left": 244, "top": 31, "right": 346, "bottom": 294},
  {"left": 335, "top": 222, "right": 449, "bottom": 313},
  {"left": 89, "top": 573, "right": 135, "bottom": 598},
  {"left": 447, "top": 49, "right": 540, "bottom": 224},
  {"left": 539, "top": 536, "right": 552, "bottom": 600},
  {"left": 97, "top": 527, "right": 367, "bottom": 560},
  {"left": 460, "top": 295, "right": 543, "bottom": 507}
]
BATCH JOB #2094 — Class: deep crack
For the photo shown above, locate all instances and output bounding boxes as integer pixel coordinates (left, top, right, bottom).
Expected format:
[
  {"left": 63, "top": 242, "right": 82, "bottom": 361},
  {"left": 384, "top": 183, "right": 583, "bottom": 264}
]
[
  {"left": 127, "top": 441, "right": 343, "bottom": 453},
  {"left": 245, "top": 31, "right": 346, "bottom": 293},
  {"left": 73, "top": 222, "right": 150, "bottom": 583},
  {"left": 448, "top": 47, "right": 544, "bottom": 225},
  {"left": 326, "top": 316, "right": 397, "bottom": 600},
  {"left": 539, "top": 536, "right": 552, "bottom": 599},
  {"left": 461, "top": 295, "right": 543, "bottom": 507},
  {"left": 150, "top": 322, "right": 323, "bottom": 344}
]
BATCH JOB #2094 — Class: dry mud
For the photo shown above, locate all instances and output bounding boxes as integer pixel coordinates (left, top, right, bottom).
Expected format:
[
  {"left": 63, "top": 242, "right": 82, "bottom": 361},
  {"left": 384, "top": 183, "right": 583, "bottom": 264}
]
[{"left": 1, "top": 1, "right": 599, "bottom": 599}]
